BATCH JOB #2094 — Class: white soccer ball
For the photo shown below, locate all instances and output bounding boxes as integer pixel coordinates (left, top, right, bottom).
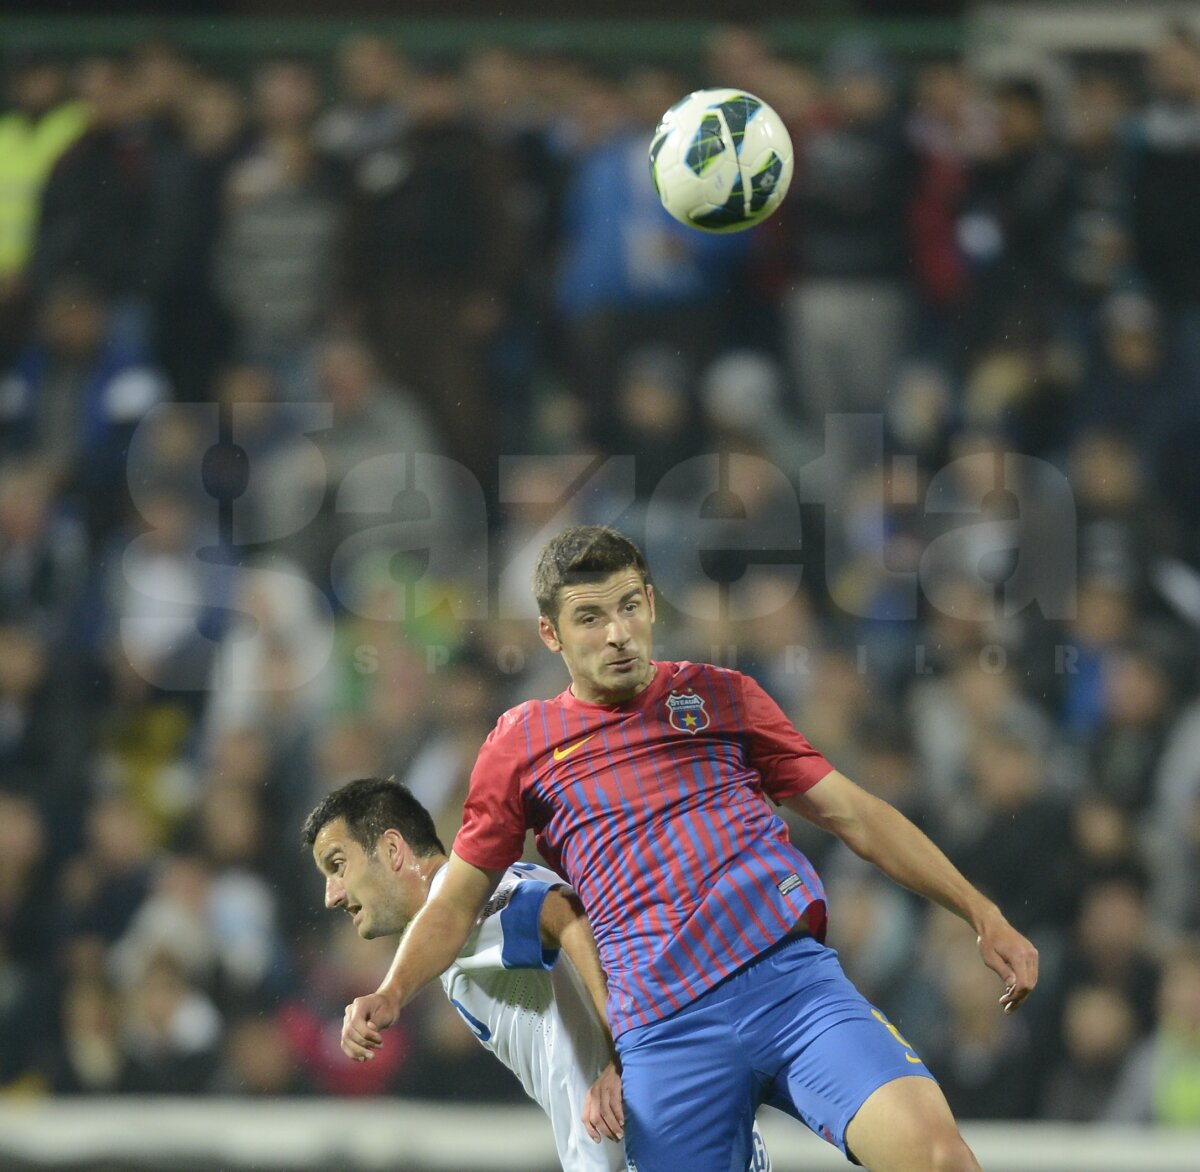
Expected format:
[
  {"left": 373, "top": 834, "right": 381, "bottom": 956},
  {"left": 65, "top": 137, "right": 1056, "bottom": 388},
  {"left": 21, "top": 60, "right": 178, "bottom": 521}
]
[{"left": 649, "top": 88, "right": 794, "bottom": 234}]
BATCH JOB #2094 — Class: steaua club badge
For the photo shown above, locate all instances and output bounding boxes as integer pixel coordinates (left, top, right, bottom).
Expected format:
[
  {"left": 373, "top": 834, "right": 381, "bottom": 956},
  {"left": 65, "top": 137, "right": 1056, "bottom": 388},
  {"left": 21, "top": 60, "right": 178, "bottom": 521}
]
[{"left": 665, "top": 690, "right": 710, "bottom": 735}]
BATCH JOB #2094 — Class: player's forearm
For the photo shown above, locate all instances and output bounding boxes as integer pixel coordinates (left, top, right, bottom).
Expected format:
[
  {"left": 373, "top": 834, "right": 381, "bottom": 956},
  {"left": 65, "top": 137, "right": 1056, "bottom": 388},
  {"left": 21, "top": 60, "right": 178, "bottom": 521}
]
[
  {"left": 557, "top": 909, "right": 616, "bottom": 1052},
  {"left": 377, "top": 896, "right": 478, "bottom": 1007},
  {"left": 828, "top": 789, "right": 1000, "bottom": 933}
]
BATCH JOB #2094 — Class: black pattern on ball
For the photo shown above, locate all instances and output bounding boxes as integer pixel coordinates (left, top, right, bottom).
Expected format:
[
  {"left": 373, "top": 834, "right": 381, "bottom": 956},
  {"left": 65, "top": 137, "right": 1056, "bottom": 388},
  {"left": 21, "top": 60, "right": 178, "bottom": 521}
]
[
  {"left": 748, "top": 152, "right": 784, "bottom": 213},
  {"left": 685, "top": 113, "right": 726, "bottom": 176},
  {"left": 717, "top": 94, "right": 762, "bottom": 156},
  {"left": 689, "top": 173, "right": 747, "bottom": 228}
]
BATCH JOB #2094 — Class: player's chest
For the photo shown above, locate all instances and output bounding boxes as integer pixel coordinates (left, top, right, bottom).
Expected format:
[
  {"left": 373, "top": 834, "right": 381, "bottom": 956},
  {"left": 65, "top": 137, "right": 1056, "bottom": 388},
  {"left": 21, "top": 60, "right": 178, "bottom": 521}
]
[{"left": 524, "top": 690, "right": 744, "bottom": 814}]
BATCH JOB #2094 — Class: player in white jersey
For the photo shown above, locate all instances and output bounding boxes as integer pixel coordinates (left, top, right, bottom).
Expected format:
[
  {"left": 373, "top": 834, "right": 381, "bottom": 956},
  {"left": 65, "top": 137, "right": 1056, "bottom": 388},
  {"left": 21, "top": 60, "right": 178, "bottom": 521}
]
[{"left": 303, "top": 777, "right": 770, "bottom": 1172}]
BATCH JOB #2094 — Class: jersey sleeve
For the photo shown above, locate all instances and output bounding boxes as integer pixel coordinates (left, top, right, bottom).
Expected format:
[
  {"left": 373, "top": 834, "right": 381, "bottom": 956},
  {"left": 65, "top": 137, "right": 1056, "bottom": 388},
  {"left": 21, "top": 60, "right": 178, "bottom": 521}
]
[
  {"left": 453, "top": 712, "right": 529, "bottom": 872},
  {"left": 738, "top": 671, "right": 834, "bottom": 801},
  {"left": 454, "top": 864, "right": 564, "bottom": 974}
]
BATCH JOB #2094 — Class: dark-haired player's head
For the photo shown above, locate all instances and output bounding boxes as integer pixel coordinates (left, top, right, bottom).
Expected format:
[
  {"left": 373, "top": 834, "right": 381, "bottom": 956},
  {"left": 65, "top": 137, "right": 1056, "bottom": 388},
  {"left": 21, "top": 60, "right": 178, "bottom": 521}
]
[
  {"left": 303, "top": 776, "right": 445, "bottom": 855},
  {"left": 533, "top": 526, "right": 656, "bottom": 705},
  {"left": 304, "top": 778, "right": 446, "bottom": 939},
  {"left": 533, "top": 525, "right": 649, "bottom": 624}
]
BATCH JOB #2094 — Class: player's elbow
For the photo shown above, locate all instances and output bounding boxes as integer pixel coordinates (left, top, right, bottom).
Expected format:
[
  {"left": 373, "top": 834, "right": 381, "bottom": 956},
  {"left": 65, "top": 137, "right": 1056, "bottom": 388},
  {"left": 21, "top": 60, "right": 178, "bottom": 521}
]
[
  {"left": 812, "top": 791, "right": 887, "bottom": 858},
  {"left": 540, "top": 886, "right": 587, "bottom": 949}
]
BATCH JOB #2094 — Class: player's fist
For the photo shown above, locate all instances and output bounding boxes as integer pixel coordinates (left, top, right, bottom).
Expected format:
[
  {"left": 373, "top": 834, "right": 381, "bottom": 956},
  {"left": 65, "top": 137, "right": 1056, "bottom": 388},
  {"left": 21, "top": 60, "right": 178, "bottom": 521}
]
[
  {"left": 975, "top": 909, "right": 1038, "bottom": 1015},
  {"left": 340, "top": 990, "right": 400, "bottom": 1061}
]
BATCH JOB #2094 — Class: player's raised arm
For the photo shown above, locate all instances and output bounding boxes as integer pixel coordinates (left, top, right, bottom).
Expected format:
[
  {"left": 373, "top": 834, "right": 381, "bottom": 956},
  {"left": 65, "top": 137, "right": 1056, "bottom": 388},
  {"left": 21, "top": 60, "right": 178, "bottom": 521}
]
[
  {"left": 341, "top": 852, "right": 500, "bottom": 1061},
  {"left": 784, "top": 768, "right": 1039, "bottom": 1015}
]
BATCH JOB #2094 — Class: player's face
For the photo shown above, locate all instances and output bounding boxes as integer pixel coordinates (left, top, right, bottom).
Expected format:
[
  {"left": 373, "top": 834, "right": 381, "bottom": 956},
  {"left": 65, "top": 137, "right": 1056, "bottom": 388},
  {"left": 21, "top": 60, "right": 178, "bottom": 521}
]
[
  {"left": 539, "top": 569, "right": 656, "bottom": 704},
  {"left": 312, "top": 819, "right": 412, "bottom": 940}
]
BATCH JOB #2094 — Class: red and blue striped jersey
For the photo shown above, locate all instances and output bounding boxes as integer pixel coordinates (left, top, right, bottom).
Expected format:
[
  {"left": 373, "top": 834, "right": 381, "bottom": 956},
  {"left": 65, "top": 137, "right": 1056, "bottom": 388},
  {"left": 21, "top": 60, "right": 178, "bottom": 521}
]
[{"left": 454, "top": 660, "right": 833, "bottom": 1039}]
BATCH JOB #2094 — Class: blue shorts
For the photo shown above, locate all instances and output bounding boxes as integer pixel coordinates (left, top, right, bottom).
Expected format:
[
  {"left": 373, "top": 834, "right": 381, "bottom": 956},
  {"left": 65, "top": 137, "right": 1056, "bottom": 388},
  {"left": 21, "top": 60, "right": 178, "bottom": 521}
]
[{"left": 616, "top": 935, "right": 935, "bottom": 1172}]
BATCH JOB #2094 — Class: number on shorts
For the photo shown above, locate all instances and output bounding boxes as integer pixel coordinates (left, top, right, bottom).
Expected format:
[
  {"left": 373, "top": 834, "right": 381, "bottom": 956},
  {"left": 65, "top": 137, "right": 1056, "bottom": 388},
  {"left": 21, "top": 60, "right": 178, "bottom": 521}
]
[{"left": 871, "top": 1008, "right": 922, "bottom": 1064}]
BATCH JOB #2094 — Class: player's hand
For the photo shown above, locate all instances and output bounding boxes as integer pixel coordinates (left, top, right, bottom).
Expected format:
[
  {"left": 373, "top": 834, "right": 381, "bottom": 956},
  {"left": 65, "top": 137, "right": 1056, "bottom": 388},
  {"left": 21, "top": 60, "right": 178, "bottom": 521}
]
[
  {"left": 976, "top": 910, "right": 1038, "bottom": 1014},
  {"left": 341, "top": 990, "right": 400, "bottom": 1061},
  {"left": 582, "top": 1060, "right": 624, "bottom": 1143}
]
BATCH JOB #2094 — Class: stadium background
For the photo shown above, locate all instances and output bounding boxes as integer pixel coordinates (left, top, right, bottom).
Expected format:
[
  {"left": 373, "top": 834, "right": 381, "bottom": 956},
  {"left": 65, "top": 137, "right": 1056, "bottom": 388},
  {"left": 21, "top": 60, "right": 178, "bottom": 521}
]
[{"left": 1, "top": 1, "right": 1199, "bottom": 1168}]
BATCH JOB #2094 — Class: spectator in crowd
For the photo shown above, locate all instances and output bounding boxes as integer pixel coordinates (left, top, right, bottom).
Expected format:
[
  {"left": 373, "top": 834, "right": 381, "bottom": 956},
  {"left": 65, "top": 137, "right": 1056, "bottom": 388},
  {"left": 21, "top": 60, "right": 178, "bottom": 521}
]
[
  {"left": 101, "top": 485, "right": 224, "bottom": 699},
  {"left": 1085, "top": 642, "right": 1178, "bottom": 818},
  {"left": 1061, "top": 71, "right": 1134, "bottom": 331},
  {"left": 783, "top": 38, "right": 915, "bottom": 428},
  {"left": 260, "top": 332, "right": 450, "bottom": 582},
  {"left": 905, "top": 60, "right": 975, "bottom": 351},
  {"left": 1107, "top": 941, "right": 1200, "bottom": 1125},
  {"left": 0, "top": 624, "right": 89, "bottom": 813},
  {"left": 1061, "top": 875, "right": 1162, "bottom": 1034},
  {"left": 0, "top": 790, "right": 54, "bottom": 1091},
  {"left": 160, "top": 72, "right": 250, "bottom": 401},
  {"left": 215, "top": 58, "right": 344, "bottom": 391},
  {"left": 31, "top": 54, "right": 193, "bottom": 347},
  {"left": 1, "top": 279, "right": 167, "bottom": 542},
  {"left": 1067, "top": 429, "right": 1180, "bottom": 618},
  {"left": 277, "top": 919, "right": 412, "bottom": 1096},
  {"left": 908, "top": 651, "right": 1055, "bottom": 818},
  {"left": 554, "top": 67, "right": 747, "bottom": 451},
  {"left": 1149, "top": 692, "right": 1200, "bottom": 933},
  {"left": 920, "top": 910, "right": 1040, "bottom": 1121},
  {"left": 1041, "top": 984, "right": 1140, "bottom": 1122},
  {"left": 119, "top": 951, "right": 223, "bottom": 1094},
  {"left": 1125, "top": 25, "right": 1200, "bottom": 380},
  {"left": 0, "top": 457, "right": 87, "bottom": 642},
  {"left": 0, "top": 51, "right": 87, "bottom": 364},
  {"left": 345, "top": 61, "right": 517, "bottom": 485},
  {"left": 957, "top": 77, "right": 1076, "bottom": 356},
  {"left": 1074, "top": 294, "right": 1189, "bottom": 461},
  {"left": 59, "top": 795, "right": 158, "bottom": 963},
  {"left": 315, "top": 35, "right": 410, "bottom": 168},
  {"left": 49, "top": 976, "right": 131, "bottom": 1094},
  {"left": 213, "top": 1013, "right": 316, "bottom": 1095},
  {"left": 948, "top": 727, "right": 1076, "bottom": 938}
]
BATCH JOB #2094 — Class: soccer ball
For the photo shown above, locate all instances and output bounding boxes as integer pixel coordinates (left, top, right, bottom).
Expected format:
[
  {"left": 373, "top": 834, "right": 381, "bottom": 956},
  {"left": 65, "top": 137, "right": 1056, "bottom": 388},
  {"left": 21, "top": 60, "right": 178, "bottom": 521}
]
[{"left": 649, "top": 88, "right": 794, "bottom": 234}]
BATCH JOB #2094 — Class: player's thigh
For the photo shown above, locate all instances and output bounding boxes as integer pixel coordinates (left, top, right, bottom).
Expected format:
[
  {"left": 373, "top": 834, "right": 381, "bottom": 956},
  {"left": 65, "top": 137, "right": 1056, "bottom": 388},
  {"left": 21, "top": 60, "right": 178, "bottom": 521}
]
[
  {"left": 845, "top": 1075, "right": 980, "bottom": 1172},
  {"left": 752, "top": 946, "right": 941, "bottom": 1162},
  {"left": 618, "top": 1005, "right": 759, "bottom": 1172},
  {"left": 763, "top": 1008, "right": 936, "bottom": 1157}
]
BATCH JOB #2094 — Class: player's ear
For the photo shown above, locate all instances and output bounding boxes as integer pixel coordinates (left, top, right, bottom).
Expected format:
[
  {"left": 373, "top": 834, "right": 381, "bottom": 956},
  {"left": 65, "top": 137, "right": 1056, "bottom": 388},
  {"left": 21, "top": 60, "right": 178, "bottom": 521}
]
[
  {"left": 539, "top": 613, "right": 562, "bottom": 653},
  {"left": 646, "top": 583, "right": 656, "bottom": 622},
  {"left": 380, "top": 829, "right": 406, "bottom": 870}
]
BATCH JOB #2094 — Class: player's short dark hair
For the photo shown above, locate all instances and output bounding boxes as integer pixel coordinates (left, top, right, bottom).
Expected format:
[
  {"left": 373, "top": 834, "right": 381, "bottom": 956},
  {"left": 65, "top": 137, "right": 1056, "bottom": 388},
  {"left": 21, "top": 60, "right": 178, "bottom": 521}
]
[
  {"left": 533, "top": 525, "right": 650, "bottom": 622},
  {"left": 301, "top": 777, "right": 446, "bottom": 857}
]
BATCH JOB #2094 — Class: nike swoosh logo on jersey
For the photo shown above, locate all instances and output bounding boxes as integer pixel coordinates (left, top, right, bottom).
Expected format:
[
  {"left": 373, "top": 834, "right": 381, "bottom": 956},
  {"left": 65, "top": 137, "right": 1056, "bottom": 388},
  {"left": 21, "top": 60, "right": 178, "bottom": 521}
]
[
  {"left": 553, "top": 735, "right": 595, "bottom": 762},
  {"left": 905, "top": 1052, "right": 923, "bottom": 1064}
]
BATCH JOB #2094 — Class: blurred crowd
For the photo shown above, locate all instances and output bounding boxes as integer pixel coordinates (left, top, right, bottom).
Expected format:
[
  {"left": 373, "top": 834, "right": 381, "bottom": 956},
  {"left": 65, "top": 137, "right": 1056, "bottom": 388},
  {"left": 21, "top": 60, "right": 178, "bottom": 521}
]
[{"left": 1, "top": 19, "right": 1200, "bottom": 1125}]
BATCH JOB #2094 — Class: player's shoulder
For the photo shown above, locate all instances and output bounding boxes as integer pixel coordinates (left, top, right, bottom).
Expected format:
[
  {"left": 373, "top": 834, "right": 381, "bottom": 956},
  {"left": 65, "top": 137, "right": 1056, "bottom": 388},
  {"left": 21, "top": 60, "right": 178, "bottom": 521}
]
[
  {"left": 499, "top": 860, "right": 566, "bottom": 890},
  {"left": 667, "top": 659, "right": 746, "bottom": 690},
  {"left": 486, "top": 699, "right": 549, "bottom": 746},
  {"left": 478, "top": 862, "right": 568, "bottom": 937}
]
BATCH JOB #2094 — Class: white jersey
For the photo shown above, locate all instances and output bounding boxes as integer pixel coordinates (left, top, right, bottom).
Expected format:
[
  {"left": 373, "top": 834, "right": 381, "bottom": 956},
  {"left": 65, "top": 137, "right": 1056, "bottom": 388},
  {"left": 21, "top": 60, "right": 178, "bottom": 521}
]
[
  {"left": 434, "top": 862, "right": 772, "bottom": 1172},
  {"left": 436, "top": 861, "right": 624, "bottom": 1172}
]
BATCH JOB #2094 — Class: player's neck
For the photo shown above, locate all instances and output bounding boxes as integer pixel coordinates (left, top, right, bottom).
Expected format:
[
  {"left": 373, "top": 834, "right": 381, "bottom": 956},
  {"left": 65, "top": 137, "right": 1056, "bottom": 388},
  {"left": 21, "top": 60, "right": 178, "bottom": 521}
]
[{"left": 418, "top": 854, "right": 450, "bottom": 888}]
